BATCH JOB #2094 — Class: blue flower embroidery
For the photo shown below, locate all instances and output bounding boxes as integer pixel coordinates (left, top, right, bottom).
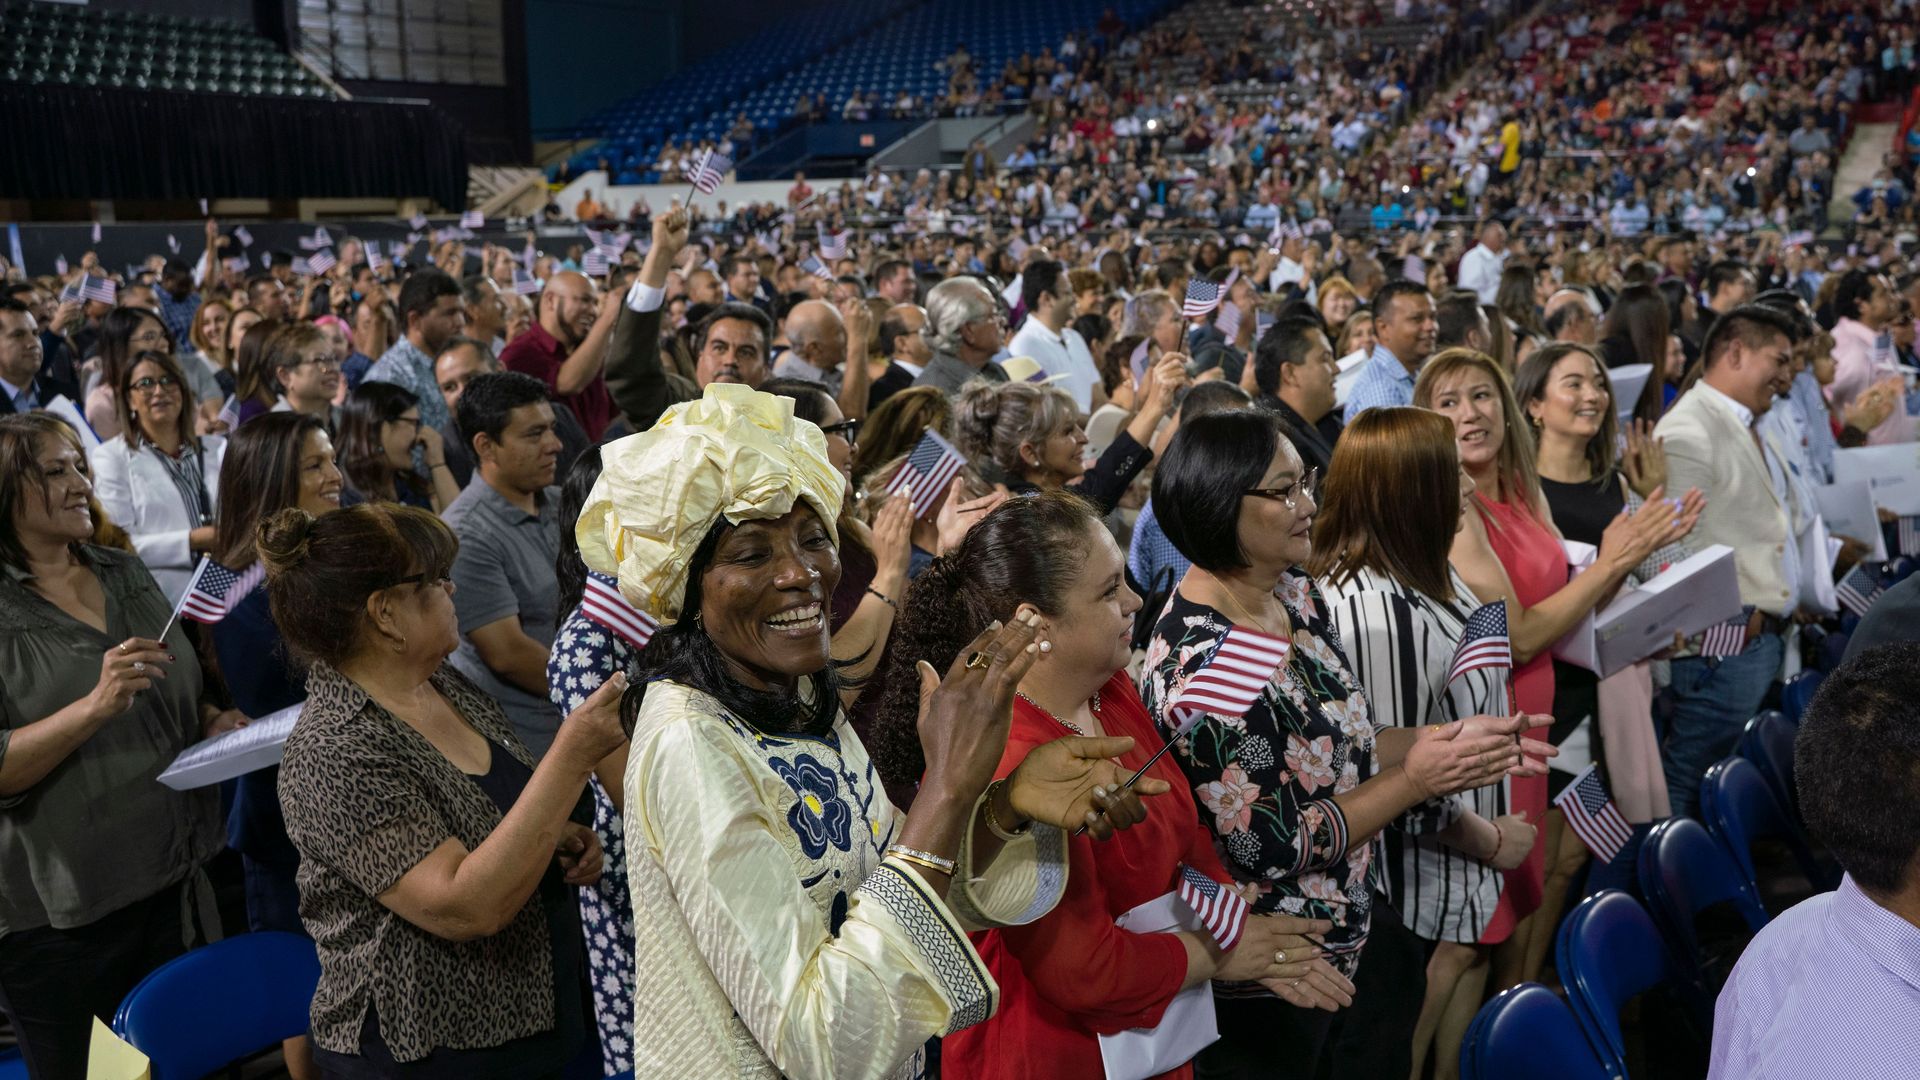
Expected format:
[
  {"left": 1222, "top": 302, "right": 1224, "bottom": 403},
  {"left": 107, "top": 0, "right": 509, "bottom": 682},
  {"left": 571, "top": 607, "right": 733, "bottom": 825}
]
[{"left": 772, "top": 754, "right": 853, "bottom": 859}]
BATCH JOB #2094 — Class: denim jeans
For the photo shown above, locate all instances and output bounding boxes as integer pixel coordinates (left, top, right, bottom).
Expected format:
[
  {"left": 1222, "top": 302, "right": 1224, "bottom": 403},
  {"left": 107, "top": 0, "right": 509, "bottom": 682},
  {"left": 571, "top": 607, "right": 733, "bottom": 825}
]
[{"left": 1661, "top": 632, "right": 1785, "bottom": 817}]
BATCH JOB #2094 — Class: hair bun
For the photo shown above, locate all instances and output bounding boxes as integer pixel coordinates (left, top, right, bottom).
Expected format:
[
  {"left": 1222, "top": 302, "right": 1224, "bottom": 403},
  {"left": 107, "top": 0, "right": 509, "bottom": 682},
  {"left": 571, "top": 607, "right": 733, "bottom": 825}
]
[{"left": 256, "top": 507, "right": 316, "bottom": 577}]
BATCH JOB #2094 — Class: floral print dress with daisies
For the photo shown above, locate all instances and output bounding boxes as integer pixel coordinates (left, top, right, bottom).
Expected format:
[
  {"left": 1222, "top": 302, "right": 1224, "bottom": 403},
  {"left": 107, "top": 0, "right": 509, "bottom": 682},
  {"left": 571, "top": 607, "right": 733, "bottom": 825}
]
[{"left": 1137, "top": 569, "right": 1382, "bottom": 980}]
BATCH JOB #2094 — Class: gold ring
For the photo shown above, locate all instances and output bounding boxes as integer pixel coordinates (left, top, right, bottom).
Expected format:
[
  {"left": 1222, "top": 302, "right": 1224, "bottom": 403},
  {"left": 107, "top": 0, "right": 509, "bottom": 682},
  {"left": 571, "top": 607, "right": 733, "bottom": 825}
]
[{"left": 965, "top": 651, "right": 992, "bottom": 671}]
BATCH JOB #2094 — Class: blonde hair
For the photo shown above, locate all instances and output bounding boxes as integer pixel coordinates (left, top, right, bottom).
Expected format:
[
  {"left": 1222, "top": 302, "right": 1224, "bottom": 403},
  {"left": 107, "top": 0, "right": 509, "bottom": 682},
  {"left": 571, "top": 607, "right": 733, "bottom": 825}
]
[
  {"left": 954, "top": 380, "right": 1080, "bottom": 482},
  {"left": 1412, "top": 347, "right": 1546, "bottom": 520},
  {"left": 1121, "top": 289, "right": 1176, "bottom": 339}
]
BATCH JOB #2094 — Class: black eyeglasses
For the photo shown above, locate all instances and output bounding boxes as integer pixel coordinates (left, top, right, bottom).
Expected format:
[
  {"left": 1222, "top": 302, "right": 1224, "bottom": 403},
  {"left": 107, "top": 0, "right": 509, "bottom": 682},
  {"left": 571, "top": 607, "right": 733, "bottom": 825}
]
[
  {"left": 819, "top": 418, "right": 860, "bottom": 442},
  {"left": 391, "top": 572, "right": 452, "bottom": 590},
  {"left": 1245, "top": 468, "right": 1320, "bottom": 510},
  {"left": 130, "top": 375, "right": 181, "bottom": 394}
]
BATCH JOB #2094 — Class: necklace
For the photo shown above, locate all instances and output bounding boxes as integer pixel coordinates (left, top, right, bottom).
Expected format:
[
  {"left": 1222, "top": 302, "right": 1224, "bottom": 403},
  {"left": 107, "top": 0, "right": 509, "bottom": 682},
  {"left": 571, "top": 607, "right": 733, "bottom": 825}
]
[
  {"left": 1205, "top": 571, "right": 1287, "bottom": 638},
  {"left": 1016, "top": 689, "right": 1101, "bottom": 735}
]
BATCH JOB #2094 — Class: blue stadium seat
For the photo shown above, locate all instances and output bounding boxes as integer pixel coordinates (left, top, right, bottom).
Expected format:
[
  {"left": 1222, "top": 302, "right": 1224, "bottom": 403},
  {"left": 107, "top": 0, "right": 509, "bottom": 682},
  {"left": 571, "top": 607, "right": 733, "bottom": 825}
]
[
  {"left": 1779, "top": 670, "right": 1823, "bottom": 723},
  {"left": 1556, "top": 890, "right": 1712, "bottom": 1079},
  {"left": 1734, "top": 710, "right": 1798, "bottom": 812},
  {"left": 1637, "top": 817, "right": 1770, "bottom": 989},
  {"left": 1700, "top": 757, "right": 1839, "bottom": 898},
  {"left": 1459, "top": 983, "right": 1609, "bottom": 1080},
  {"left": 0, "top": 1048, "right": 24, "bottom": 1080},
  {"left": 113, "top": 932, "right": 321, "bottom": 1080}
]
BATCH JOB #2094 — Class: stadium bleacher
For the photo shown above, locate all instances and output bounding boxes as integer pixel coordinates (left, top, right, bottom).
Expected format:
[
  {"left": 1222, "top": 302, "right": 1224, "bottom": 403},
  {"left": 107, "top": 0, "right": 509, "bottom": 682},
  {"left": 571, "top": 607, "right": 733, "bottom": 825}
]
[{"left": 0, "top": 0, "right": 332, "bottom": 97}]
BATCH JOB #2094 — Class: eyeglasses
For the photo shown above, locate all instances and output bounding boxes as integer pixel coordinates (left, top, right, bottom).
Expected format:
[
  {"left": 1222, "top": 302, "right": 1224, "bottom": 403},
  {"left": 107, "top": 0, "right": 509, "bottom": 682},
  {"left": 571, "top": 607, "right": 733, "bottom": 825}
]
[
  {"left": 130, "top": 374, "right": 181, "bottom": 394},
  {"left": 296, "top": 357, "right": 343, "bottom": 372},
  {"left": 819, "top": 418, "right": 860, "bottom": 443},
  {"left": 1245, "top": 468, "right": 1321, "bottom": 510},
  {"left": 391, "top": 571, "right": 452, "bottom": 591}
]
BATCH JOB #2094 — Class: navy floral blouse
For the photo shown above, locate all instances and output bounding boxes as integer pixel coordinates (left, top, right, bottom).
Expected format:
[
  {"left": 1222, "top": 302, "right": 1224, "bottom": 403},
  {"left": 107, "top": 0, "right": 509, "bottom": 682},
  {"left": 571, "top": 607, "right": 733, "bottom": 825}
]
[{"left": 1137, "top": 569, "right": 1382, "bottom": 981}]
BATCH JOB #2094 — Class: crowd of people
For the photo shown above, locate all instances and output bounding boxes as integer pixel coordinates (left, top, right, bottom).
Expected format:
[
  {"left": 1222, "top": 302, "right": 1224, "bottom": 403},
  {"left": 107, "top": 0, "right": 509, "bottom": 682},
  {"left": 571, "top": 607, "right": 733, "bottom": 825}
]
[{"left": 4, "top": 0, "right": 1920, "bottom": 1077}]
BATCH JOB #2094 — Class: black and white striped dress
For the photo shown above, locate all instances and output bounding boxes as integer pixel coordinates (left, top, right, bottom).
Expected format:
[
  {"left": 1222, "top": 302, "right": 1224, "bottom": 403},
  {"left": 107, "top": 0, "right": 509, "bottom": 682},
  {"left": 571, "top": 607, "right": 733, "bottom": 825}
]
[{"left": 1320, "top": 565, "right": 1510, "bottom": 944}]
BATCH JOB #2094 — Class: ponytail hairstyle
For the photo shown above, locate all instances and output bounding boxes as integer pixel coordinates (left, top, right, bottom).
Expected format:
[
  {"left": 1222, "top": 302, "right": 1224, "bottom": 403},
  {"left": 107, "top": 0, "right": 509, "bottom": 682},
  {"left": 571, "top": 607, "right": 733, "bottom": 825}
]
[
  {"left": 258, "top": 502, "right": 456, "bottom": 668},
  {"left": 869, "top": 490, "right": 1099, "bottom": 792}
]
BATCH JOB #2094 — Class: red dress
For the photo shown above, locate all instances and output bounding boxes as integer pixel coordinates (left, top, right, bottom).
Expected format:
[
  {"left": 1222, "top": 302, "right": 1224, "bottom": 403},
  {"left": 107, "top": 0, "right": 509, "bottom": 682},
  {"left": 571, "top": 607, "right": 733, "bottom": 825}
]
[
  {"left": 1472, "top": 491, "right": 1561, "bottom": 940},
  {"left": 941, "top": 671, "right": 1233, "bottom": 1080}
]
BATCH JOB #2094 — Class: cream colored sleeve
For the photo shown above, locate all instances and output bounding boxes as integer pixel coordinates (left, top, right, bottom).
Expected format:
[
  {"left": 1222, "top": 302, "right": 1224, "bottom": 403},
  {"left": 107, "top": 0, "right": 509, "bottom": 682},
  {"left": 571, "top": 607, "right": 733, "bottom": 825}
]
[
  {"left": 627, "top": 715, "right": 997, "bottom": 1080},
  {"left": 943, "top": 803, "right": 1069, "bottom": 933}
]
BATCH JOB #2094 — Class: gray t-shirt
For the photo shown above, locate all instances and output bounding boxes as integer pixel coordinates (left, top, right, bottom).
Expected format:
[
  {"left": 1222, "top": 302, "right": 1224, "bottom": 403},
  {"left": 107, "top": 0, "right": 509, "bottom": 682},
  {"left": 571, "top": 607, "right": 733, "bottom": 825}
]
[{"left": 443, "top": 478, "right": 563, "bottom": 758}]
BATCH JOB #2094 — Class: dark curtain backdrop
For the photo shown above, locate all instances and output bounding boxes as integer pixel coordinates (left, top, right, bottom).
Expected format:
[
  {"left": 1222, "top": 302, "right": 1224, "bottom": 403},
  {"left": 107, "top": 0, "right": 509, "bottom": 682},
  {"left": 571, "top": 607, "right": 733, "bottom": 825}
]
[{"left": 0, "top": 85, "right": 468, "bottom": 207}]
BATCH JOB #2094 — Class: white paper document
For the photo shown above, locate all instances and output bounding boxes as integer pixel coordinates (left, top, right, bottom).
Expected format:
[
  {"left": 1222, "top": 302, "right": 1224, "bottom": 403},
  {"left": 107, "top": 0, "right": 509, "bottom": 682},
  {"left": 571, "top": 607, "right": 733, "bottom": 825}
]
[
  {"left": 1833, "top": 443, "right": 1920, "bottom": 515},
  {"left": 1099, "top": 891, "right": 1220, "bottom": 1080},
  {"left": 42, "top": 395, "right": 100, "bottom": 451},
  {"left": 1553, "top": 544, "right": 1743, "bottom": 677},
  {"left": 157, "top": 701, "right": 304, "bottom": 790},
  {"left": 1796, "top": 517, "right": 1839, "bottom": 616},
  {"left": 1608, "top": 364, "right": 1652, "bottom": 425},
  {"left": 1815, "top": 481, "right": 1887, "bottom": 561},
  {"left": 1332, "top": 350, "right": 1369, "bottom": 407}
]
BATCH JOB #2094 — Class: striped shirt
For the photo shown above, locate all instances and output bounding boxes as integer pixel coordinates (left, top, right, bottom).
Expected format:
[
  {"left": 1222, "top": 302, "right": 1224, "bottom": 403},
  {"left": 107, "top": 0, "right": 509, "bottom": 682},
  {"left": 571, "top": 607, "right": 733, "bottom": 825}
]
[
  {"left": 1320, "top": 565, "right": 1509, "bottom": 944},
  {"left": 144, "top": 439, "right": 212, "bottom": 527}
]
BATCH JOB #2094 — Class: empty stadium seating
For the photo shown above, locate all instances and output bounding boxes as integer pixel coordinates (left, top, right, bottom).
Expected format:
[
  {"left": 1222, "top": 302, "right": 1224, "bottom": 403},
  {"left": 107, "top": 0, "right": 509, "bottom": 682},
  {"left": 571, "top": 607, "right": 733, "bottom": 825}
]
[{"left": 0, "top": 0, "right": 332, "bottom": 98}]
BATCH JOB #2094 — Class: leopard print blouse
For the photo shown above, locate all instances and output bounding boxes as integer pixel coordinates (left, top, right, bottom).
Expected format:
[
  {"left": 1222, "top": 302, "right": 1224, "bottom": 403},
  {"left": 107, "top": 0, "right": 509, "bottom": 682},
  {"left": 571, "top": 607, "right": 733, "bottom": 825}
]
[{"left": 278, "top": 661, "right": 565, "bottom": 1062}]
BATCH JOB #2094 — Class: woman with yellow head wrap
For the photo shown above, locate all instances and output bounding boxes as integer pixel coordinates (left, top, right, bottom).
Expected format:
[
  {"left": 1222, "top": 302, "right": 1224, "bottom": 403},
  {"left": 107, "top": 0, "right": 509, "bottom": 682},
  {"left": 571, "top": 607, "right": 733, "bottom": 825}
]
[{"left": 577, "top": 384, "right": 1172, "bottom": 1079}]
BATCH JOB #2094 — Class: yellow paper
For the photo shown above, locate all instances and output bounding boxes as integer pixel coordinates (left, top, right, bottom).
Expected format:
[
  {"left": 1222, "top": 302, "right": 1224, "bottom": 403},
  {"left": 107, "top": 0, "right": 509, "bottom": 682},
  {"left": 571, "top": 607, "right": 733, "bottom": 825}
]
[{"left": 86, "top": 1017, "right": 151, "bottom": 1080}]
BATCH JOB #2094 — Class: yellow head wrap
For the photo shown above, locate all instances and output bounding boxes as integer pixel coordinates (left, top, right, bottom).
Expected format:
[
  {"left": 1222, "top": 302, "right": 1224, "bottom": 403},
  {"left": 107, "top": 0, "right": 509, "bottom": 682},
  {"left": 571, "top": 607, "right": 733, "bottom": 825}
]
[{"left": 576, "top": 384, "right": 844, "bottom": 622}]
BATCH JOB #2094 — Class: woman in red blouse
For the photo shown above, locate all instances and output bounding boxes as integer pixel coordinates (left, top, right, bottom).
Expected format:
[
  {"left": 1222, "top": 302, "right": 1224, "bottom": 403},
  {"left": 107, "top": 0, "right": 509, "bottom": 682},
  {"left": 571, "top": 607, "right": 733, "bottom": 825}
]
[{"left": 874, "top": 492, "right": 1343, "bottom": 1079}]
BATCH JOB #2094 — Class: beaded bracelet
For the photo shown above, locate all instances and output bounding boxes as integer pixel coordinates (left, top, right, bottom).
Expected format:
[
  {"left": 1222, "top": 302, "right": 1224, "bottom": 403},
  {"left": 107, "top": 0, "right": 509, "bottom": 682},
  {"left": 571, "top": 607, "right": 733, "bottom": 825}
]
[
  {"left": 866, "top": 586, "right": 897, "bottom": 611},
  {"left": 885, "top": 844, "right": 956, "bottom": 877}
]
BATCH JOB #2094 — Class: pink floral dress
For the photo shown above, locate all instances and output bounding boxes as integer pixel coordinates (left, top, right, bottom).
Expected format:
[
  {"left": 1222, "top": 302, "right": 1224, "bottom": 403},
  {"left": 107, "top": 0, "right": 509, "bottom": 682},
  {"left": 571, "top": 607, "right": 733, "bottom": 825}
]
[{"left": 1137, "top": 569, "right": 1382, "bottom": 984}]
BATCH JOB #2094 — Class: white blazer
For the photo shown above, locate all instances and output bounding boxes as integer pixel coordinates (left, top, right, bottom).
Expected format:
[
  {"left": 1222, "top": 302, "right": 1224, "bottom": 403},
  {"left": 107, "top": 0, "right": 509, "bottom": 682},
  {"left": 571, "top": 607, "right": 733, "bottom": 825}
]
[
  {"left": 1654, "top": 384, "right": 1794, "bottom": 616},
  {"left": 90, "top": 433, "right": 226, "bottom": 603}
]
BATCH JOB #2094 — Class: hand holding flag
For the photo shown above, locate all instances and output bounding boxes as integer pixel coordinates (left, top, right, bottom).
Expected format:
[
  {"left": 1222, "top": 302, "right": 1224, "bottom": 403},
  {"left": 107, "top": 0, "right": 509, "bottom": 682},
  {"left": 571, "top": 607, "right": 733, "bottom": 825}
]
[
  {"left": 884, "top": 430, "right": 968, "bottom": 517},
  {"left": 1183, "top": 279, "right": 1222, "bottom": 318}
]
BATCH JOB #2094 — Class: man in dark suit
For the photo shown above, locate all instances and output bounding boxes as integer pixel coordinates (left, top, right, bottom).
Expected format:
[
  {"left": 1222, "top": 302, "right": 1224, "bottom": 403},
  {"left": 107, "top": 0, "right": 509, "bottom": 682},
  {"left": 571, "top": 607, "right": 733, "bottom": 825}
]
[
  {"left": 603, "top": 208, "right": 772, "bottom": 433},
  {"left": 1251, "top": 314, "right": 1343, "bottom": 476},
  {"left": 0, "top": 299, "right": 79, "bottom": 416},
  {"left": 868, "top": 302, "right": 931, "bottom": 410}
]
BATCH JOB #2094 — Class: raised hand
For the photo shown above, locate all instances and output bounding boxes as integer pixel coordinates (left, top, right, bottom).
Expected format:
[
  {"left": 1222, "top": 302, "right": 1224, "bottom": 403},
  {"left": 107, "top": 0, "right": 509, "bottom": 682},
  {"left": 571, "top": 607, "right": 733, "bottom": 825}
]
[
  {"left": 89, "top": 637, "right": 171, "bottom": 720},
  {"left": 915, "top": 608, "right": 1044, "bottom": 800},
  {"left": 1619, "top": 418, "right": 1667, "bottom": 498},
  {"left": 553, "top": 671, "right": 628, "bottom": 774}
]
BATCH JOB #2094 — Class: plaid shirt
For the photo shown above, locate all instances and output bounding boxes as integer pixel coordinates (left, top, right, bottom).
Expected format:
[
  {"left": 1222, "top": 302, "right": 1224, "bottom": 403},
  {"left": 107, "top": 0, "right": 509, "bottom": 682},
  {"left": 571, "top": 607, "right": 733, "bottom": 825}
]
[
  {"left": 1126, "top": 498, "right": 1191, "bottom": 595},
  {"left": 154, "top": 289, "right": 201, "bottom": 353},
  {"left": 1341, "top": 344, "right": 1416, "bottom": 423}
]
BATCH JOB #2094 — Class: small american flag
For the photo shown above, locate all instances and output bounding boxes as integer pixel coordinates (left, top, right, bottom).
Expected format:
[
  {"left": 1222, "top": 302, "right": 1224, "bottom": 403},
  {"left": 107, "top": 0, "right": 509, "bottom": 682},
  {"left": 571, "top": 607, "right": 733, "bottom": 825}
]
[
  {"left": 818, "top": 228, "right": 850, "bottom": 261},
  {"left": 1167, "top": 625, "right": 1291, "bottom": 733},
  {"left": 1897, "top": 516, "right": 1919, "bottom": 557},
  {"left": 511, "top": 267, "right": 542, "bottom": 295},
  {"left": 1553, "top": 765, "right": 1632, "bottom": 863},
  {"left": 181, "top": 558, "right": 266, "bottom": 623},
  {"left": 582, "top": 249, "right": 611, "bottom": 276},
  {"left": 409, "top": 213, "right": 430, "bottom": 231},
  {"left": 1183, "top": 280, "right": 1222, "bottom": 318},
  {"left": 166, "top": 234, "right": 180, "bottom": 254},
  {"left": 684, "top": 149, "right": 731, "bottom": 194},
  {"left": 884, "top": 429, "right": 968, "bottom": 517},
  {"left": 1177, "top": 864, "right": 1250, "bottom": 951},
  {"left": 1446, "top": 601, "right": 1510, "bottom": 686},
  {"left": 1698, "top": 607, "right": 1753, "bottom": 658},
  {"left": 1215, "top": 299, "right": 1242, "bottom": 341},
  {"left": 581, "top": 571, "right": 658, "bottom": 650},
  {"left": 54, "top": 255, "right": 68, "bottom": 276},
  {"left": 461, "top": 210, "right": 484, "bottom": 229},
  {"left": 1835, "top": 564, "right": 1884, "bottom": 618},
  {"left": 799, "top": 255, "right": 832, "bottom": 280},
  {"left": 291, "top": 258, "right": 314, "bottom": 277},
  {"left": 92, "top": 221, "right": 102, "bottom": 243},
  {"left": 217, "top": 395, "right": 242, "bottom": 430},
  {"left": 1129, "top": 337, "right": 1152, "bottom": 380},
  {"left": 366, "top": 248, "right": 387, "bottom": 274},
  {"left": 78, "top": 275, "right": 117, "bottom": 305},
  {"left": 299, "top": 226, "right": 332, "bottom": 251},
  {"left": 233, "top": 225, "right": 253, "bottom": 248},
  {"left": 307, "top": 248, "right": 337, "bottom": 275},
  {"left": 223, "top": 256, "right": 249, "bottom": 274}
]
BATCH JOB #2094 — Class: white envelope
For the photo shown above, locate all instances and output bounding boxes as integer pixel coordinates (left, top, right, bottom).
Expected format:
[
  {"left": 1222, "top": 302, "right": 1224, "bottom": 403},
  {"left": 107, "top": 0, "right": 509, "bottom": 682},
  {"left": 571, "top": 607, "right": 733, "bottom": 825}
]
[
  {"left": 1833, "top": 443, "right": 1920, "bottom": 515},
  {"left": 1099, "top": 891, "right": 1220, "bottom": 1080},
  {"left": 157, "top": 701, "right": 303, "bottom": 790},
  {"left": 1552, "top": 540, "right": 1601, "bottom": 672},
  {"left": 1556, "top": 544, "right": 1744, "bottom": 677},
  {"left": 1332, "top": 349, "right": 1369, "bottom": 407},
  {"left": 1796, "top": 516, "right": 1839, "bottom": 616},
  {"left": 1815, "top": 481, "right": 1888, "bottom": 561},
  {"left": 1608, "top": 363, "right": 1653, "bottom": 425},
  {"left": 42, "top": 394, "right": 100, "bottom": 451}
]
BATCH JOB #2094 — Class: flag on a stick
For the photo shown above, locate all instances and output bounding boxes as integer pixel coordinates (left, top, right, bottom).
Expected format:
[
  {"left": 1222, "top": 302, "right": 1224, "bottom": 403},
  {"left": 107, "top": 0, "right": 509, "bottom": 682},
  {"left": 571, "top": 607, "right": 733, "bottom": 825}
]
[
  {"left": 78, "top": 275, "right": 118, "bottom": 305},
  {"left": 799, "top": 255, "right": 832, "bottom": 280},
  {"left": 684, "top": 149, "right": 731, "bottom": 194},
  {"left": 511, "top": 267, "right": 542, "bottom": 295},
  {"left": 1165, "top": 626, "right": 1290, "bottom": 733},
  {"left": 582, "top": 249, "right": 611, "bottom": 276},
  {"left": 461, "top": 210, "right": 484, "bottom": 229},
  {"left": 817, "top": 228, "right": 850, "bottom": 261},
  {"left": 581, "top": 571, "right": 659, "bottom": 651},
  {"left": 307, "top": 248, "right": 337, "bottom": 276},
  {"left": 883, "top": 430, "right": 968, "bottom": 517},
  {"left": 1553, "top": 765, "right": 1632, "bottom": 862},
  {"left": 1835, "top": 564, "right": 1883, "bottom": 618},
  {"left": 180, "top": 558, "right": 266, "bottom": 623},
  {"left": 1183, "top": 279, "right": 1221, "bottom": 318},
  {"left": 1177, "top": 864, "right": 1250, "bottom": 951}
]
